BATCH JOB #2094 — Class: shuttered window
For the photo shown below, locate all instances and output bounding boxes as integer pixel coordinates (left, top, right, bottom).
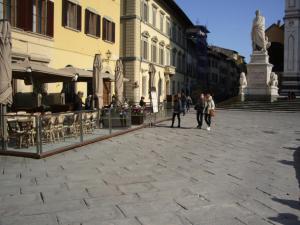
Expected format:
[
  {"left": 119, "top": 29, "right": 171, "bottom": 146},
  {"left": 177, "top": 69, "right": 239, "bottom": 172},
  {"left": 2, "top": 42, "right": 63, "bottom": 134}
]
[
  {"left": 85, "top": 9, "right": 100, "bottom": 37},
  {"left": 0, "top": 0, "right": 17, "bottom": 26},
  {"left": 151, "top": 42, "right": 157, "bottom": 63},
  {"left": 141, "top": 37, "right": 148, "bottom": 60},
  {"left": 32, "top": 0, "right": 54, "bottom": 37},
  {"left": 102, "top": 18, "right": 115, "bottom": 43},
  {"left": 62, "top": 0, "right": 81, "bottom": 31}
]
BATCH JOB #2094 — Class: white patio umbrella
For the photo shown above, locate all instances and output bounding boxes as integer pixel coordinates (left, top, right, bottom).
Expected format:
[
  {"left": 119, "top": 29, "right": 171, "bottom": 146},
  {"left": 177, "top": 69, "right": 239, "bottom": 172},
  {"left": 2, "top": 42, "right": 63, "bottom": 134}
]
[
  {"left": 0, "top": 20, "right": 12, "bottom": 146},
  {"left": 93, "top": 54, "right": 103, "bottom": 109}
]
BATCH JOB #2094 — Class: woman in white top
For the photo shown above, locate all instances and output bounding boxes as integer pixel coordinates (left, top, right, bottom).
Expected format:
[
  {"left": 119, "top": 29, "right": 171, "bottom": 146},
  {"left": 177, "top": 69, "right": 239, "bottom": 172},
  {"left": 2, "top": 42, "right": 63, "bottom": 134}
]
[{"left": 204, "top": 94, "right": 215, "bottom": 131}]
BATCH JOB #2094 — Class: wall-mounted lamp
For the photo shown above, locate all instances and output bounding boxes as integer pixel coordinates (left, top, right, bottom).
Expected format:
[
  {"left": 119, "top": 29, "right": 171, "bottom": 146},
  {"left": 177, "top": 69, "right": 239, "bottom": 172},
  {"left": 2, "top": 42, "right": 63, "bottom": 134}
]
[
  {"left": 106, "top": 50, "right": 112, "bottom": 61},
  {"left": 72, "top": 73, "right": 79, "bottom": 82},
  {"left": 26, "top": 67, "right": 32, "bottom": 73},
  {"left": 133, "top": 81, "right": 139, "bottom": 88}
]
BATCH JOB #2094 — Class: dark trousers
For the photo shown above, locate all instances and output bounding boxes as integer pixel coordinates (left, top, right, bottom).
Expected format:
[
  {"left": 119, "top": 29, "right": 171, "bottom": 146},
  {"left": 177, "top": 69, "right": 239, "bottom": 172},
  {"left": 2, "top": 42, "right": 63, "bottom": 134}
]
[
  {"left": 197, "top": 111, "right": 204, "bottom": 127},
  {"left": 205, "top": 114, "right": 211, "bottom": 127},
  {"left": 171, "top": 113, "right": 181, "bottom": 127}
]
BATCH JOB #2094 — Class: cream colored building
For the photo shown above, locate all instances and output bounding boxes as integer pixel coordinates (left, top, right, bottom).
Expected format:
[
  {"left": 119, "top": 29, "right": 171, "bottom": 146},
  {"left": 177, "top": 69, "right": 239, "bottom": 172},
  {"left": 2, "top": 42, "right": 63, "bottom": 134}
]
[
  {"left": 120, "top": 0, "right": 196, "bottom": 103},
  {"left": 1, "top": 0, "right": 120, "bottom": 108}
]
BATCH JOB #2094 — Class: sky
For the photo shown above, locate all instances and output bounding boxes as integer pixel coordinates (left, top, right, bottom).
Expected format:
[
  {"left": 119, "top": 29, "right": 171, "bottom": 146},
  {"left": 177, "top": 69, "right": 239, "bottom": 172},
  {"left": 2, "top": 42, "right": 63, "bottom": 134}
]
[{"left": 175, "top": 0, "right": 284, "bottom": 62}]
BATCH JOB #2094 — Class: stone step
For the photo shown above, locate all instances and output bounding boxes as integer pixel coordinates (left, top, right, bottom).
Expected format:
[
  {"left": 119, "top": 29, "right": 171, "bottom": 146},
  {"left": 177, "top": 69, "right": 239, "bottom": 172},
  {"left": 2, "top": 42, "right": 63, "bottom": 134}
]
[{"left": 218, "top": 98, "right": 300, "bottom": 112}]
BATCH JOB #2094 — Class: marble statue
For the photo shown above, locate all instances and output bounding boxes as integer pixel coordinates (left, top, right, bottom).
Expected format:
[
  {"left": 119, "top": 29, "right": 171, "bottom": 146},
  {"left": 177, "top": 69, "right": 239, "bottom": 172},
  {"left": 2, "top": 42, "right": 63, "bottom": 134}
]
[
  {"left": 269, "top": 72, "right": 278, "bottom": 88},
  {"left": 251, "top": 10, "right": 270, "bottom": 51},
  {"left": 239, "top": 72, "right": 247, "bottom": 88}
]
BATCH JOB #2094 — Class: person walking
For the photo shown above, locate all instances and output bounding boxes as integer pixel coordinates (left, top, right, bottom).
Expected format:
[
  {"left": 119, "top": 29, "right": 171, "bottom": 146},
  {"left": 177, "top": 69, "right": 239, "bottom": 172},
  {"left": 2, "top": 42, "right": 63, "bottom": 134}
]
[
  {"left": 181, "top": 92, "right": 187, "bottom": 116},
  {"left": 204, "top": 94, "right": 215, "bottom": 131},
  {"left": 171, "top": 94, "right": 182, "bottom": 128},
  {"left": 186, "top": 95, "right": 193, "bottom": 112},
  {"left": 195, "top": 93, "right": 205, "bottom": 129}
]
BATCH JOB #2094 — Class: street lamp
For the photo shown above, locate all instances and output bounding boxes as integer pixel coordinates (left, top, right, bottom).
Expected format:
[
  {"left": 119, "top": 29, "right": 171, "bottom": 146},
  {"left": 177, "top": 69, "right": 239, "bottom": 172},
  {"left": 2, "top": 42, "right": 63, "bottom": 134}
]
[{"left": 106, "top": 50, "right": 112, "bottom": 61}]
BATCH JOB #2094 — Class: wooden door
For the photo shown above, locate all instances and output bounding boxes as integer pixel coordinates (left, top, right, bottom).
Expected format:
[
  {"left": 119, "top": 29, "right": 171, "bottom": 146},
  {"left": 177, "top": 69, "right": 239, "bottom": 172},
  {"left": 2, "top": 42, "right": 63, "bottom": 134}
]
[{"left": 103, "top": 79, "right": 111, "bottom": 106}]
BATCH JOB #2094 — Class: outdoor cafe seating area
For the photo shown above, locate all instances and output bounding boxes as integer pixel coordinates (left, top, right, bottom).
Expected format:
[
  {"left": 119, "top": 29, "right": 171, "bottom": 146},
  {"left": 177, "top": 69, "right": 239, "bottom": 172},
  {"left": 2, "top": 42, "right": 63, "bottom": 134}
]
[
  {"left": 0, "top": 103, "right": 172, "bottom": 156},
  {"left": 4, "top": 110, "right": 99, "bottom": 149}
]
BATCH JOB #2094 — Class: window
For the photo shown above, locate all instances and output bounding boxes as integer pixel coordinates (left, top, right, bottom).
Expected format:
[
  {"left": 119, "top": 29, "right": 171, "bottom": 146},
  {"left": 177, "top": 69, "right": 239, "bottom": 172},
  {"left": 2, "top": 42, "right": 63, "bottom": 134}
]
[
  {"left": 172, "top": 23, "right": 177, "bottom": 41},
  {"left": 142, "top": 0, "right": 148, "bottom": 22},
  {"left": 177, "top": 53, "right": 181, "bottom": 71},
  {"left": 160, "top": 12, "right": 164, "bottom": 32},
  {"left": 172, "top": 50, "right": 176, "bottom": 67},
  {"left": 151, "top": 41, "right": 157, "bottom": 63},
  {"left": 141, "top": 37, "right": 148, "bottom": 60},
  {"left": 166, "top": 48, "right": 170, "bottom": 66},
  {"left": 0, "top": 0, "right": 53, "bottom": 36},
  {"left": 103, "top": 18, "right": 115, "bottom": 42},
  {"left": 177, "top": 82, "right": 180, "bottom": 93},
  {"left": 62, "top": 0, "right": 82, "bottom": 31},
  {"left": 182, "top": 55, "right": 186, "bottom": 72},
  {"left": 178, "top": 27, "right": 182, "bottom": 44},
  {"left": 152, "top": 6, "right": 157, "bottom": 27},
  {"left": 142, "top": 76, "right": 147, "bottom": 96},
  {"left": 85, "top": 9, "right": 100, "bottom": 37},
  {"left": 172, "top": 80, "right": 176, "bottom": 95},
  {"left": 159, "top": 46, "right": 164, "bottom": 65},
  {"left": 0, "top": 0, "right": 17, "bottom": 26},
  {"left": 166, "top": 19, "right": 171, "bottom": 36}
]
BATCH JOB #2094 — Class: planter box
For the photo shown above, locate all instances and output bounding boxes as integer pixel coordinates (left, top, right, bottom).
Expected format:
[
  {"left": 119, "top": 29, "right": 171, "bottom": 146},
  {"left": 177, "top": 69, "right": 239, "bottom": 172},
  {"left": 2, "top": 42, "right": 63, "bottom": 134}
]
[{"left": 131, "top": 115, "right": 144, "bottom": 125}]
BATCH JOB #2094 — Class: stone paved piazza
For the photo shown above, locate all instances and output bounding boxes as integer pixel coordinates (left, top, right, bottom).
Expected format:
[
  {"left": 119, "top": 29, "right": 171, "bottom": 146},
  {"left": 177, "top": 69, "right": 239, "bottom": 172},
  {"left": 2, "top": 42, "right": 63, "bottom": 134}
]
[{"left": 0, "top": 110, "right": 299, "bottom": 225}]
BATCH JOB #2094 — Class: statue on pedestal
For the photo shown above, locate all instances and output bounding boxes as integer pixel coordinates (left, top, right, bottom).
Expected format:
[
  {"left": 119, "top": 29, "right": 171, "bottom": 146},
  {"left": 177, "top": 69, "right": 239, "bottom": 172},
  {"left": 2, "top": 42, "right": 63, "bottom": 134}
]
[
  {"left": 251, "top": 10, "right": 271, "bottom": 52},
  {"left": 269, "top": 72, "right": 278, "bottom": 88}
]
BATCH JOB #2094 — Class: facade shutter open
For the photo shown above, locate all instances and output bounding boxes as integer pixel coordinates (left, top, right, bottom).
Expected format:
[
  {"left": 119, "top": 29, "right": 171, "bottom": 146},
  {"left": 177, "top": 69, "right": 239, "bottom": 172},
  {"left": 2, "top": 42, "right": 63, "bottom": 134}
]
[
  {"left": 85, "top": 9, "right": 89, "bottom": 34},
  {"left": 17, "top": 0, "right": 33, "bottom": 31},
  {"left": 112, "top": 22, "right": 115, "bottom": 43},
  {"left": 62, "top": 0, "right": 67, "bottom": 27},
  {"left": 96, "top": 15, "right": 101, "bottom": 37},
  {"left": 47, "top": 0, "right": 54, "bottom": 37},
  {"left": 77, "top": 5, "right": 82, "bottom": 31},
  {"left": 102, "top": 18, "right": 107, "bottom": 40}
]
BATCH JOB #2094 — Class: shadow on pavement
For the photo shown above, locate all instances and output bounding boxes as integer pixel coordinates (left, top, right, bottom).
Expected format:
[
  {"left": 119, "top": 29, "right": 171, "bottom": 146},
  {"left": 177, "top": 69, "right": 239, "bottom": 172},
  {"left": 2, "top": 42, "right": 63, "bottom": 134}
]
[
  {"left": 272, "top": 198, "right": 300, "bottom": 210},
  {"left": 272, "top": 146, "right": 300, "bottom": 225},
  {"left": 155, "top": 124, "right": 196, "bottom": 129},
  {"left": 269, "top": 213, "right": 300, "bottom": 225},
  {"left": 280, "top": 146, "right": 300, "bottom": 191}
]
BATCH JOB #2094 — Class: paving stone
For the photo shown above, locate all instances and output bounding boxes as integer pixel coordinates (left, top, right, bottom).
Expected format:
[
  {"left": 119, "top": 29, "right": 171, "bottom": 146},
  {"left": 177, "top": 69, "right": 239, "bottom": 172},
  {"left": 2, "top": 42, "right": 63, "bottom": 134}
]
[{"left": 0, "top": 110, "right": 299, "bottom": 224}]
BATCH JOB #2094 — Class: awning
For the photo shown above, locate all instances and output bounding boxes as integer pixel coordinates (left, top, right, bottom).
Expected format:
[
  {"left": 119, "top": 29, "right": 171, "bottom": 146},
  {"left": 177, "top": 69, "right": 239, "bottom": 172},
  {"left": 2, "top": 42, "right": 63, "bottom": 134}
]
[
  {"left": 12, "top": 60, "right": 74, "bottom": 83},
  {"left": 60, "top": 66, "right": 92, "bottom": 79}
]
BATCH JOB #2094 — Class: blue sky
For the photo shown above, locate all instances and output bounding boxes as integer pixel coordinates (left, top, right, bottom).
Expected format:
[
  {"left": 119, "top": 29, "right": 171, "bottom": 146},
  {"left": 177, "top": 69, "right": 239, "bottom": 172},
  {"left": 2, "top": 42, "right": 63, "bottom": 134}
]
[{"left": 175, "top": 0, "right": 284, "bottom": 62}]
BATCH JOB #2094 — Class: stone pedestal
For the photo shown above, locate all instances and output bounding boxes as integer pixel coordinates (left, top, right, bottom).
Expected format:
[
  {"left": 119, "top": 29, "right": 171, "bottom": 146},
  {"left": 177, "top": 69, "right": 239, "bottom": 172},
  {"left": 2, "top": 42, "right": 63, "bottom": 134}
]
[{"left": 245, "top": 51, "right": 276, "bottom": 100}]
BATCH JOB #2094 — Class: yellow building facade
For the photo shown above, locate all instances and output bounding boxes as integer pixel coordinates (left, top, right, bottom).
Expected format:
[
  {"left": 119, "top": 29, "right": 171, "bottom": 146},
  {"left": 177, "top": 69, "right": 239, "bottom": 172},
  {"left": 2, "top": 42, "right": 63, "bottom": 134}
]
[
  {"left": 120, "top": 0, "right": 195, "bottom": 104},
  {"left": 3, "top": 0, "right": 120, "bottom": 106}
]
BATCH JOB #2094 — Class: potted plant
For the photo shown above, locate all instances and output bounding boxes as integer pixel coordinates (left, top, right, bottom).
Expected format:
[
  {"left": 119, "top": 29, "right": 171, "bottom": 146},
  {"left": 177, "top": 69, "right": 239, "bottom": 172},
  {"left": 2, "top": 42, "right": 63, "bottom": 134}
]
[{"left": 131, "top": 105, "right": 144, "bottom": 125}]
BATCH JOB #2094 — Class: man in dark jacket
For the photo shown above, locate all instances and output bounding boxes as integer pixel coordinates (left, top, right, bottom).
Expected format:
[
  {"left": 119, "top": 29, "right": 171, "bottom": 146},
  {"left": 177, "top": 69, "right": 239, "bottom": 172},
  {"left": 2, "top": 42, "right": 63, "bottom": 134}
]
[
  {"left": 171, "top": 95, "right": 182, "bottom": 128},
  {"left": 74, "top": 91, "right": 84, "bottom": 111},
  {"left": 195, "top": 93, "right": 205, "bottom": 129}
]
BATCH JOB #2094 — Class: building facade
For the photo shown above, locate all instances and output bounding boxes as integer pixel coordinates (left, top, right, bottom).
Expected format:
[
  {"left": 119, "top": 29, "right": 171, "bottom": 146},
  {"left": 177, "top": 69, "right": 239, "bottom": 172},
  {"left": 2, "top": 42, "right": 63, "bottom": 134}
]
[
  {"left": 120, "top": 0, "right": 198, "bottom": 104},
  {"left": 282, "top": 0, "right": 300, "bottom": 96},
  {"left": 1, "top": 0, "right": 120, "bottom": 108},
  {"left": 207, "top": 46, "right": 246, "bottom": 102}
]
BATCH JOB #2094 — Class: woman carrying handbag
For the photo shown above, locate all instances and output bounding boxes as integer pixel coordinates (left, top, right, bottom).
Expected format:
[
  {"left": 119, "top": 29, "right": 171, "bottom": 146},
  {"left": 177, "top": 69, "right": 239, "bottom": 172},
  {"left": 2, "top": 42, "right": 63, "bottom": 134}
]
[{"left": 204, "top": 94, "right": 215, "bottom": 131}]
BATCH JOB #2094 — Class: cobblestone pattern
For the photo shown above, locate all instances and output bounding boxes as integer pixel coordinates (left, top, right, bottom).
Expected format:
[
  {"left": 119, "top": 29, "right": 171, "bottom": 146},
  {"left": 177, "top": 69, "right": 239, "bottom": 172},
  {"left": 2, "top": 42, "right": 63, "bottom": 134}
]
[{"left": 0, "top": 110, "right": 300, "bottom": 225}]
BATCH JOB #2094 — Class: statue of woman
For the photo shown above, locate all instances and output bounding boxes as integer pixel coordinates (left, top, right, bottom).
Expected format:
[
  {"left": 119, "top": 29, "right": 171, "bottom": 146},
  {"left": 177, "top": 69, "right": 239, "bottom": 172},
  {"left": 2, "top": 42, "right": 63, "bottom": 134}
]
[{"left": 251, "top": 10, "right": 270, "bottom": 51}]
